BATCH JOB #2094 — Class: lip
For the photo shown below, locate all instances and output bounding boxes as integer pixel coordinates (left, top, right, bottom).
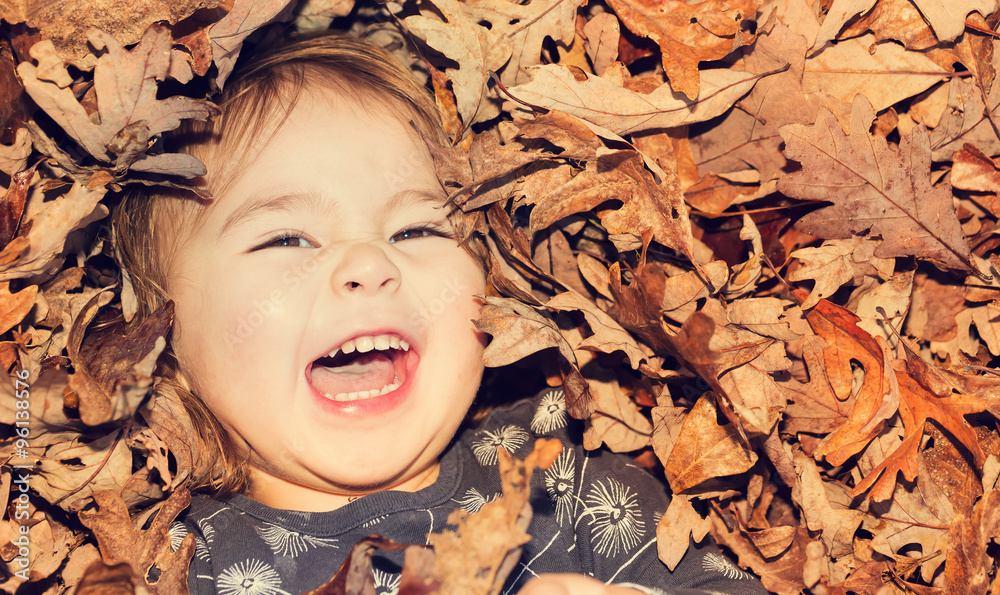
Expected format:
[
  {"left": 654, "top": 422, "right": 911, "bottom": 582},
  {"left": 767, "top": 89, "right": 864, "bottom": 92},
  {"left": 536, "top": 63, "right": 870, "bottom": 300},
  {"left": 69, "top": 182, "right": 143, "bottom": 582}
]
[{"left": 305, "top": 328, "right": 420, "bottom": 417}]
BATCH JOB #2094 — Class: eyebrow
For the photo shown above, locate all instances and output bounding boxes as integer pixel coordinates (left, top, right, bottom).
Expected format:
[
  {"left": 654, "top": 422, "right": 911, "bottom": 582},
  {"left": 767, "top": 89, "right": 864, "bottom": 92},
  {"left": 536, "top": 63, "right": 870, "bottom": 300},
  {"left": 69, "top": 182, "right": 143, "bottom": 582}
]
[{"left": 218, "top": 188, "right": 448, "bottom": 240}]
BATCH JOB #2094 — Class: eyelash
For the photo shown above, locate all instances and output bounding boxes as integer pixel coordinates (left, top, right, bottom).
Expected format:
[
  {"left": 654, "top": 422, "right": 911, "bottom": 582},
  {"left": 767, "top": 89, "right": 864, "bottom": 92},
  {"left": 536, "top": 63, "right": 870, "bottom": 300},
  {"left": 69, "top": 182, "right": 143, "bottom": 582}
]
[{"left": 257, "top": 225, "right": 453, "bottom": 250}]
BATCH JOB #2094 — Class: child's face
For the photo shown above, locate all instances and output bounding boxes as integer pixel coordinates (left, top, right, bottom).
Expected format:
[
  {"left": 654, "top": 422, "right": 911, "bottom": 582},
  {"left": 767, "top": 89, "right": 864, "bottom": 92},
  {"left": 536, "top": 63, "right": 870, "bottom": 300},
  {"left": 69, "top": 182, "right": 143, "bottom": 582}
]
[{"left": 166, "top": 89, "right": 487, "bottom": 510}]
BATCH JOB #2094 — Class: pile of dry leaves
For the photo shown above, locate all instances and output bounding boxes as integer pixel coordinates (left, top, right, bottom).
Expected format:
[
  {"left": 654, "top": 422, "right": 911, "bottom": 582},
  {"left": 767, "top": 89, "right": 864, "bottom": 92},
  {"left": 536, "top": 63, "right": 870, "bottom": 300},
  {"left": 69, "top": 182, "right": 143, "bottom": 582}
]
[{"left": 2, "top": 0, "right": 1000, "bottom": 592}]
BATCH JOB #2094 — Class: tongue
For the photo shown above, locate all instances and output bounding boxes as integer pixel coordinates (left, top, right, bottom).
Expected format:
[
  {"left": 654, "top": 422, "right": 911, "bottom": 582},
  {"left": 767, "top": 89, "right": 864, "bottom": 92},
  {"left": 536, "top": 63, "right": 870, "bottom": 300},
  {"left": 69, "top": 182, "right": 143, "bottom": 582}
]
[{"left": 310, "top": 352, "right": 396, "bottom": 396}]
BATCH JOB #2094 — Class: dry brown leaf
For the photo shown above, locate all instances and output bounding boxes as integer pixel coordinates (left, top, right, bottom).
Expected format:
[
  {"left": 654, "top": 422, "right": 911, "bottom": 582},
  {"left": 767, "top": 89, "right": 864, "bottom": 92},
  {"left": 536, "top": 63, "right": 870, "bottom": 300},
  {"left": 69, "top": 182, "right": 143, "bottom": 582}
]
[
  {"left": 655, "top": 492, "right": 711, "bottom": 570},
  {"left": 780, "top": 95, "right": 979, "bottom": 275},
  {"left": 850, "top": 357, "right": 989, "bottom": 501},
  {"left": 78, "top": 489, "right": 195, "bottom": 594},
  {"left": 581, "top": 365, "right": 652, "bottom": 452},
  {"left": 840, "top": 0, "right": 940, "bottom": 50},
  {"left": 929, "top": 70, "right": 1000, "bottom": 161},
  {"left": 403, "top": 0, "right": 512, "bottom": 129},
  {"left": 690, "top": 21, "right": 827, "bottom": 185},
  {"left": 582, "top": 13, "right": 620, "bottom": 76},
  {"left": 469, "top": 0, "right": 578, "bottom": 86},
  {"left": 789, "top": 237, "right": 891, "bottom": 310},
  {"left": 0, "top": 0, "right": 217, "bottom": 67},
  {"left": 0, "top": 183, "right": 107, "bottom": 282},
  {"left": 18, "top": 27, "right": 218, "bottom": 176},
  {"left": 0, "top": 281, "right": 35, "bottom": 336},
  {"left": 605, "top": 0, "right": 762, "bottom": 100},
  {"left": 803, "top": 35, "right": 947, "bottom": 112},
  {"left": 506, "top": 64, "right": 762, "bottom": 135},
  {"left": 791, "top": 450, "right": 864, "bottom": 559},
  {"left": 708, "top": 510, "right": 812, "bottom": 595},
  {"left": 206, "top": 0, "right": 294, "bottom": 88},
  {"left": 530, "top": 150, "right": 697, "bottom": 262},
  {"left": 426, "top": 438, "right": 562, "bottom": 595},
  {"left": 911, "top": 0, "right": 996, "bottom": 43},
  {"left": 663, "top": 393, "right": 757, "bottom": 492},
  {"left": 797, "top": 292, "right": 900, "bottom": 467},
  {"left": 952, "top": 143, "right": 1000, "bottom": 193},
  {"left": 943, "top": 490, "right": 1000, "bottom": 595},
  {"left": 67, "top": 297, "right": 171, "bottom": 426},
  {"left": 0, "top": 127, "right": 30, "bottom": 176},
  {"left": 812, "top": 0, "right": 878, "bottom": 50},
  {"left": 546, "top": 290, "right": 650, "bottom": 370},
  {"left": 475, "top": 296, "right": 593, "bottom": 418}
]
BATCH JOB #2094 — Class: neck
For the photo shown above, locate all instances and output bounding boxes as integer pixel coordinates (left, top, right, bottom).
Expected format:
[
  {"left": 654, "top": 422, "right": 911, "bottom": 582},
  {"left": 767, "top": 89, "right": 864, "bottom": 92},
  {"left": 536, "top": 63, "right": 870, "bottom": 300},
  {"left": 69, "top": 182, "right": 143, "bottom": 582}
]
[{"left": 245, "top": 463, "right": 441, "bottom": 512}]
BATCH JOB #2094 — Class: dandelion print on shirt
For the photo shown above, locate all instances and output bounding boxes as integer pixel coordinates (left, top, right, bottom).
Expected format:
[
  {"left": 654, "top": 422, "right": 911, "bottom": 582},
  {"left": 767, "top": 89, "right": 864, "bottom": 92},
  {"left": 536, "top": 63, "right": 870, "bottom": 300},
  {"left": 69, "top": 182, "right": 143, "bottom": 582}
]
[
  {"left": 531, "top": 390, "right": 568, "bottom": 434},
  {"left": 372, "top": 568, "right": 401, "bottom": 595},
  {"left": 584, "top": 478, "right": 646, "bottom": 557},
  {"left": 471, "top": 424, "right": 530, "bottom": 465},
  {"left": 702, "top": 552, "right": 753, "bottom": 580},
  {"left": 455, "top": 487, "right": 499, "bottom": 513},
  {"left": 168, "top": 521, "right": 211, "bottom": 562},
  {"left": 254, "top": 522, "right": 339, "bottom": 557},
  {"left": 216, "top": 559, "right": 291, "bottom": 595},
  {"left": 544, "top": 448, "right": 576, "bottom": 526}
]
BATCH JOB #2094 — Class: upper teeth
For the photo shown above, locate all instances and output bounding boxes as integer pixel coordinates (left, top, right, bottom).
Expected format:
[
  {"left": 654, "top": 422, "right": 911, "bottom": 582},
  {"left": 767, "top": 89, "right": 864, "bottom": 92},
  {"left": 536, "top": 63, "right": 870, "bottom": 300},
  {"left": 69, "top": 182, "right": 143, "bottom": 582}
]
[{"left": 328, "top": 333, "right": 409, "bottom": 358}]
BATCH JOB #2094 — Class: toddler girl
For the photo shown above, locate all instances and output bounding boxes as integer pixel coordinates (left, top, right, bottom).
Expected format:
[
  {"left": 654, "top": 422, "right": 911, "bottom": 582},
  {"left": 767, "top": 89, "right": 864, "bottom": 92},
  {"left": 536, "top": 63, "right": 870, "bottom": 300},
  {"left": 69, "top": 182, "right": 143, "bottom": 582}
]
[{"left": 110, "top": 32, "right": 767, "bottom": 595}]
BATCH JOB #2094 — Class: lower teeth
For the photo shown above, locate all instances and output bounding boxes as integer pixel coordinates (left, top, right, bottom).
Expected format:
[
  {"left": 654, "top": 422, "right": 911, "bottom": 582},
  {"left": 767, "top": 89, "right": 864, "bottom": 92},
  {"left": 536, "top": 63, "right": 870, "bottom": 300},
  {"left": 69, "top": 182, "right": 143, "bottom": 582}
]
[{"left": 323, "top": 376, "right": 401, "bottom": 402}]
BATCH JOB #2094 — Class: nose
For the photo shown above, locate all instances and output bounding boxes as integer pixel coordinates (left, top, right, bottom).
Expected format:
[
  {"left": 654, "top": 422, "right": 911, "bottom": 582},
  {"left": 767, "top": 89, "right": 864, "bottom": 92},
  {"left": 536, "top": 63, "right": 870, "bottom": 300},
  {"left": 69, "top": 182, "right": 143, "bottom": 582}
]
[{"left": 330, "top": 242, "right": 401, "bottom": 296}]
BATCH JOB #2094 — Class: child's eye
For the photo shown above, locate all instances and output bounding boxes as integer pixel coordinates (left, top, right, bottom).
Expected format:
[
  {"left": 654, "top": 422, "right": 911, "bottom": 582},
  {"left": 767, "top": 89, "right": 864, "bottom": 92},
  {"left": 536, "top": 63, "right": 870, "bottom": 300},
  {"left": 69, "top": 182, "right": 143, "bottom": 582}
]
[
  {"left": 389, "top": 225, "right": 452, "bottom": 244},
  {"left": 257, "top": 233, "right": 314, "bottom": 250}
]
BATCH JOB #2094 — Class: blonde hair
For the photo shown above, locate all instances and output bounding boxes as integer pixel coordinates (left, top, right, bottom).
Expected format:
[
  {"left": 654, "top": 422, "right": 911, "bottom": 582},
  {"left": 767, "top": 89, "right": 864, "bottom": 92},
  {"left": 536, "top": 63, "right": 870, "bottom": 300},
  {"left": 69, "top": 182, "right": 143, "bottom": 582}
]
[{"left": 110, "top": 32, "right": 481, "bottom": 497}]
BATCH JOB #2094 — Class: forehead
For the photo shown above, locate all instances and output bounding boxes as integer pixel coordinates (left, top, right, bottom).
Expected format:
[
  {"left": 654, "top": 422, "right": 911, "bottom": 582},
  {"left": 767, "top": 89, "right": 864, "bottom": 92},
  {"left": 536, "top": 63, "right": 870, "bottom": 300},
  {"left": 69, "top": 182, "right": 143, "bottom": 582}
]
[{"left": 196, "top": 86, "right": 438, "bottom": 203}]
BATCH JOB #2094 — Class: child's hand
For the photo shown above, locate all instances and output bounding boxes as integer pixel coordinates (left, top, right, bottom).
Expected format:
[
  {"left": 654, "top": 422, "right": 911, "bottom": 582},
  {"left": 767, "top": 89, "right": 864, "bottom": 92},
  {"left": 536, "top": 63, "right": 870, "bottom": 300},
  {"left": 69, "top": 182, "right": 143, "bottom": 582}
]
[{"left": 518, "top": 574, "right": 647, "bottom": 594}]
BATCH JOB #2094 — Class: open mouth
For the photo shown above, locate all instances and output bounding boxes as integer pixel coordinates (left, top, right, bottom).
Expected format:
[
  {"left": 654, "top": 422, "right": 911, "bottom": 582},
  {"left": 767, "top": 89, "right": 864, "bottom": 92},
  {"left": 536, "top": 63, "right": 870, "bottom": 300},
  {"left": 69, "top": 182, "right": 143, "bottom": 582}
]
[{"left": 308, "top": 333, "right": 412, "bottom": 402}]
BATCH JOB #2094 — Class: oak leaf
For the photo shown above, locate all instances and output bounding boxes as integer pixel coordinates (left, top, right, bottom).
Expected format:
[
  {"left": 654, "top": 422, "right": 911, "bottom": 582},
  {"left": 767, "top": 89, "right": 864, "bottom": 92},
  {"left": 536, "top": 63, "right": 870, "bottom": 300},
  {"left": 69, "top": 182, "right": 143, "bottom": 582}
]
[
  {"left": 78, "top": 489, "right": 195, "bottom": 595},
  {"left": 403, "top": 0, "right": 512, "bottom": 128},
  {"left": 663, "top": 393, "right": 757, "bottom": 492},
  {"left": 839, "top": 0, "right": 940, "bottom": 50},
  {"left": 0, "top": 0, "right": 217, "bottom": 67},
  {"left": 857, "top": 430, "right": 953, "bottom": 581},
  {"left": 850, "top": 357, "right": 989, "bottom": 501},
  {"left": 604, "top": 0, "right": 761, "bottom": 99},
  {"left": 802, "top": 35, "right": 946, "bottom": 112},
  {"left": 17, "top": 27, "right": 218, "bottom": 177},
  {"left": 779, "top": 95, "right": 979, "bottom": 274},
  {"left": 475, "top": 296, "right": 593, "bottom": 417},
  {"left": 789, "top": 237, "right": 891, "bottom": 310},
  {"left": 506, "top": 63, "right": 761, "bottom": 135},
  {"left": 582, "top": 13, "right": 620, "bottom": 76},
  {"left": 0, "top": 183, "right": 107, "bottom": 282},
  {"left": 690, "top": 21, "right": 827, "bottom": 184},
  {"left": 529, "top": 150, "right": 696, "bottom": 261},
  {"left": 799, "top": 293, "right": 899, "bottom": 467},
  {"left": 911, "top": 0, "right": 997, "bottom": 43},
  {"left": 469, "top": 0, "right": 578, "bottom": 86}
]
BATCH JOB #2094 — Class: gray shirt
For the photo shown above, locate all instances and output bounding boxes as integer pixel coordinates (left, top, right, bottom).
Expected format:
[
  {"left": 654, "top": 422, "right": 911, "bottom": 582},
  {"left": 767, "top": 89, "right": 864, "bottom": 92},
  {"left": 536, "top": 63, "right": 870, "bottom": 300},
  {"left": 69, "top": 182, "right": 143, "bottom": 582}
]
[{"left": 171, "top": 389, "right": 768, "bottom": 595}]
